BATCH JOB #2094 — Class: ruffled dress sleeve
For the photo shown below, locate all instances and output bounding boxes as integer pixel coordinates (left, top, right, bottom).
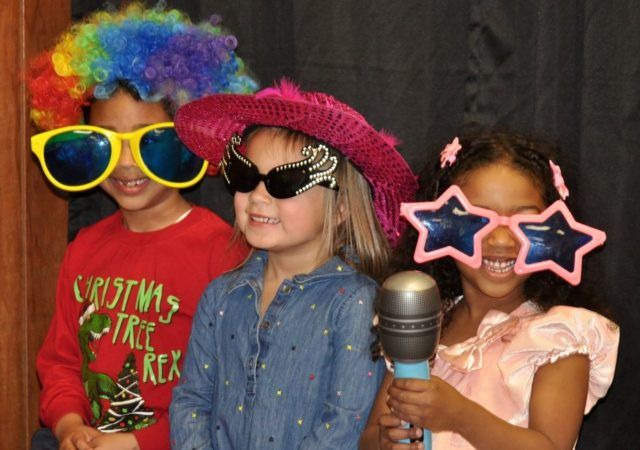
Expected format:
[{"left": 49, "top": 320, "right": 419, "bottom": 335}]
[{"left": 498, "top": 306, "right": 619, "bottom": 414}]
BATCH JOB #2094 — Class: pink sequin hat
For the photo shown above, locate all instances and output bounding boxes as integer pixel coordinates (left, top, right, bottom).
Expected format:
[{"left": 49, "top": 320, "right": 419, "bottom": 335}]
[{"left": 175, "top": 79, "right": 417, "bottom": 246}]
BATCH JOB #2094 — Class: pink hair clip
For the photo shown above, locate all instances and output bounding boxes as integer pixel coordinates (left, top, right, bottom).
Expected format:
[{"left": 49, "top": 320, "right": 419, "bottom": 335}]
[
  {"left": 549, "top": 160, "right": 569, "bottom": 200},
  {"left": 440, "top": 137, "right": 462, "bottom": 168}
]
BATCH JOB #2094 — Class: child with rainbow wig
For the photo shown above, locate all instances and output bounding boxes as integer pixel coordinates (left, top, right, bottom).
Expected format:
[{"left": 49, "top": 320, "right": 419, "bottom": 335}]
[{"left": 28, "top": 3, "right": 257, "bottom": 450}]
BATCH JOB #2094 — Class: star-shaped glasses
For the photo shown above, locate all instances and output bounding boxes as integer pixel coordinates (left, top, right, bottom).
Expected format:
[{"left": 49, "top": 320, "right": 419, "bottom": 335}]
[{"left": 400, "top": 185, "right": 606, "bottom": 285}]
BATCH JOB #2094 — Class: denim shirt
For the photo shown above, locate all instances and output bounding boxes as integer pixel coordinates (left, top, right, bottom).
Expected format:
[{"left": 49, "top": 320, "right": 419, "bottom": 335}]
[{"left": 170, "top": 251, "right": 385, "bottom": 450}]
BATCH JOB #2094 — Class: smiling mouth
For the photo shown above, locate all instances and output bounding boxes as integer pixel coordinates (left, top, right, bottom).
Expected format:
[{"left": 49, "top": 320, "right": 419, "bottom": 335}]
[
  {"left": 110, "top": 177, "right": 148, "bottom": 188},
  {"left": 250, "top": 215, "right": 280, "bottom": 224},
  {"left": 482, "top": 258, "right": 516, "bottom": 274}
]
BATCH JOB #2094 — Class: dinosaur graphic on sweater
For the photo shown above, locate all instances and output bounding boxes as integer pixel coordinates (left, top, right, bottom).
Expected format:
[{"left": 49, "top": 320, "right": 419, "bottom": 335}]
[
  {"left": 78, "top": 304, "right": 118, "bottom": 421},
  {"left": 78, "top": 304, "right": 156, "bottom": 431}
]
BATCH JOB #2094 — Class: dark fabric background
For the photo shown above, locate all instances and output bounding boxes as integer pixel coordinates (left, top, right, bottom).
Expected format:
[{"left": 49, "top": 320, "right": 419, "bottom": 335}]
[{"left": 70, "top": 1, "right": 639, "bottom": 448}]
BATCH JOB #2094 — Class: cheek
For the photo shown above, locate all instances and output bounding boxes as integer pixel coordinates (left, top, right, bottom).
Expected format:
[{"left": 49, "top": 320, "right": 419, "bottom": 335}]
[
  {"left": 234, "top": 193, "right": 248, "bottom": 221},
  {"left": 275, "top": 189, "right": 324, "bottom": 227},
  {"left": 297, "top": 188, "right": 325, "bottom": 210},
  {"left": 455, "top": 260, "right": 477, "bottom": 280}
]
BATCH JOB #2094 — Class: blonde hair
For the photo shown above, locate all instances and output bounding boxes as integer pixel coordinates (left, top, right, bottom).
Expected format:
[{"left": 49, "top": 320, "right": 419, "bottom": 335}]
[{"left": 232, "top": 126, "right": 392, "bottom": 282}]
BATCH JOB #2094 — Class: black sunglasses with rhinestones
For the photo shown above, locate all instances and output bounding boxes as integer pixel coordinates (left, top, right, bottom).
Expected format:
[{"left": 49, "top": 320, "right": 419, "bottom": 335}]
[{"left": 220, "top": 134, "right": 340, "bottom": 199}]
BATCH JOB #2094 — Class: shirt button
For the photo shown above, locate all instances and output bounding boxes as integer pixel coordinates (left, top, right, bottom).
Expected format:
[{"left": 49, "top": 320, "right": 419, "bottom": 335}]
[
  {"left": 282, "top": 285, "right": 292, "bottom": 294},
  {"left": 261, "top": 321, "right": 270, "bottom": 329}
]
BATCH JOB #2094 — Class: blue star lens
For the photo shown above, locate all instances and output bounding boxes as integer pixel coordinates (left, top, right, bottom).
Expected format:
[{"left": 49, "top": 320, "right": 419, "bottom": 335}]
[
  {"left": 519, "top": 211, "right": 593, "bottom": 272},
  {"left": 415, "top": 196, "right": 490, "bottom": 257}
]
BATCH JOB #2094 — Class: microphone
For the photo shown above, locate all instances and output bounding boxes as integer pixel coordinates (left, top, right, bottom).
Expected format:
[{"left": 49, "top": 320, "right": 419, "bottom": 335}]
[{"left": 377, "top": 270, "right": 442, "bottom": 449}]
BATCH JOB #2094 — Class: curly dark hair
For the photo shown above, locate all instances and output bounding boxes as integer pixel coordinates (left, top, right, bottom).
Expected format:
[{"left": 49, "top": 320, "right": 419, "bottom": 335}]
[{"left": 399, "top": 128, "right": 609, "bottom": 328}]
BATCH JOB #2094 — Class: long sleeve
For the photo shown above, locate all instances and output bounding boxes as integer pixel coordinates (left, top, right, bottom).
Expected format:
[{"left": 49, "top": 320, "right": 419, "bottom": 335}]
[
  {"left": 169, "top": 284, "right": 219, "bottom": 450},
  {"left": 299, "top": 283, "right": 386, "bottom": 449},
  {"left": 37, "top": 244, "right": 93, "bottom": 430}
]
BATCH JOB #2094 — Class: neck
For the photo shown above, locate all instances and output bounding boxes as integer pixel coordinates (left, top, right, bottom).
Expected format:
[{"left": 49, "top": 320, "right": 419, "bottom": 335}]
[
  {"left": 264, "top": 249, "right": 329, "bottom": 283},
  {"left": 121, "top": 195, "right": 191, "bottom": 232},
  {"left": 459, "top": 282, "right": 525, "bottom": 322}
]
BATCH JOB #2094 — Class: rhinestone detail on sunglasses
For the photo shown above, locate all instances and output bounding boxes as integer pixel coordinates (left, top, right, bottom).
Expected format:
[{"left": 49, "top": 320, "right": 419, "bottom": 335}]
[{"left": 222, "top": 133, "right": 339, "bottom": 198}]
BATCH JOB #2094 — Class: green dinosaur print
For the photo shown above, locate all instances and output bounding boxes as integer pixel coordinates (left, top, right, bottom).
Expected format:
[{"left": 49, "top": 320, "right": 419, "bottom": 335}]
[{"left": 78, "top": 304, "right": 118, "bottom": 421}]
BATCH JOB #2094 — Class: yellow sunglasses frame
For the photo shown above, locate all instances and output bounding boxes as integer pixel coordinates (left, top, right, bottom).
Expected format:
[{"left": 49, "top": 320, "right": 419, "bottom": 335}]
[{"left": 30, "top": 122, "right": 209, "bottom": 192}]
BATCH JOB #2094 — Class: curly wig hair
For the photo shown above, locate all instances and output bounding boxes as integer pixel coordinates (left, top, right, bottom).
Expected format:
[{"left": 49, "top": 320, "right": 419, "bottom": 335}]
[{"left": 27, "top": 1, "right": 258, "bottom": 130}]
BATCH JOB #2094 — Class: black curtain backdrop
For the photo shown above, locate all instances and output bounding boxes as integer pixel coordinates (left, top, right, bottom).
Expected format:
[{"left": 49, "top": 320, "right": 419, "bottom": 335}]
[{"left": 70, "top": 1, "right": 639, "bottom": 448}]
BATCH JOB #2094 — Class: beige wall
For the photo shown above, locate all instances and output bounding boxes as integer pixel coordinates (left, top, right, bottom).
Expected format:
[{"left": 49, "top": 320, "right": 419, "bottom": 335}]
[{"left": 0, "top": 0, "right": 69, "bottom": 447}]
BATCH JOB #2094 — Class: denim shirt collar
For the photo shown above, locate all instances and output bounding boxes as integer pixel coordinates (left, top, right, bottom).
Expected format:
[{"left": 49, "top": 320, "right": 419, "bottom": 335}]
[{"left": 225, "top": 250, "right": 356, "bottom": 294}]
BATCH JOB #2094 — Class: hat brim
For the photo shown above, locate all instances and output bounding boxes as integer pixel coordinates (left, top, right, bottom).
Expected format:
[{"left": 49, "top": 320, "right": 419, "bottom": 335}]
[{"left": 175, "top": 93, "right": 417, "bottom": 246}]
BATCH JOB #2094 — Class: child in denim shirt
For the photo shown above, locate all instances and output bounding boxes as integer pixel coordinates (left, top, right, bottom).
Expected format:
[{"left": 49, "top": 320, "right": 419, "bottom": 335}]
[{"left": 169, "top": 80, "right": 418, "bottom": 449}]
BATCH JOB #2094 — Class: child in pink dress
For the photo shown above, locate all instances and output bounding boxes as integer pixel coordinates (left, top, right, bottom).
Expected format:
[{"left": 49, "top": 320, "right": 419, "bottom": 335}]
[{"left": 361, "top": 131, "right": 619, "bottom": 450}]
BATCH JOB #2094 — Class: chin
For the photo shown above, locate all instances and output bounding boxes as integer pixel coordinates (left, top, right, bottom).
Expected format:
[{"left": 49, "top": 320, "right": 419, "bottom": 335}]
[
  {"left": 477, "top": 276, "right": 529, "bottom": 300},
  {"left": 458, "top": 264, "right": 528, "bottom": 301},
  {"left": 102, "top": 184, "right": 176, "bottom": 213}
]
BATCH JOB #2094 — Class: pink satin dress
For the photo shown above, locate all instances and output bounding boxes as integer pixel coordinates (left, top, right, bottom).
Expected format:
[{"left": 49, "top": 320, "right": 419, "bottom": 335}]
[{"left": 431, "top": 301, "right": 619, "bottom": 449}]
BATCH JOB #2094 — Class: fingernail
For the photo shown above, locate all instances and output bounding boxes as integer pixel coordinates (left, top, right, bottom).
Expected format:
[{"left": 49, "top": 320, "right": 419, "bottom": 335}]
[{"left": 400, "top": 420, "right": 409, "bottom": 427}]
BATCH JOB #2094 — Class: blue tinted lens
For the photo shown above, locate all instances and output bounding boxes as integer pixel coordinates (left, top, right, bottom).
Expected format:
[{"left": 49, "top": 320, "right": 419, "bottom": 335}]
[
  {"left": 44, "top": 131, "right": 111, "bottom": 186},
  {"left": 415, "top": 196, "right": 490, "bottom": 257},
  {"left": 139, "top": 128, "right": 204, "bottom": 183},
  {"left": 519, "top": 211, "right": 593, "bottom": 272}
]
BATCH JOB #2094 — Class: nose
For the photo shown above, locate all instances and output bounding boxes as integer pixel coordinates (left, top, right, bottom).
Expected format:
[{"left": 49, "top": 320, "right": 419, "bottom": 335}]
[
  {"left": 116, "top": 139, "right": 137, "bottom": 167},
  {"left": 485, "top": 225, "right": 519, "bottom": 250},
  {"left": 248, "top": 180, "right": 272, "bottom": 203}
]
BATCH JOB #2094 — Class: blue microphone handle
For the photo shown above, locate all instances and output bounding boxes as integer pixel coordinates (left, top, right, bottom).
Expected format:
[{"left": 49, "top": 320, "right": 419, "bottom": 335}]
[{"left": 394, "top": 361, "right": 432, "bottom": 449}]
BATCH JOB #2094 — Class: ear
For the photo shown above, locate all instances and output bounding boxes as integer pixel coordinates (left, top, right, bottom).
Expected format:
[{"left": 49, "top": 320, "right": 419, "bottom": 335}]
[{"left": 336, "top": 200, "right": 348, "bottom": 225}]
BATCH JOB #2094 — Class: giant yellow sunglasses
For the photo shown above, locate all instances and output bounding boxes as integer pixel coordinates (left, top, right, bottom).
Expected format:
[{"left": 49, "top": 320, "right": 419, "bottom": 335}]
[{"left": 30, "top": 122, "right": 208, "bottom": 192}]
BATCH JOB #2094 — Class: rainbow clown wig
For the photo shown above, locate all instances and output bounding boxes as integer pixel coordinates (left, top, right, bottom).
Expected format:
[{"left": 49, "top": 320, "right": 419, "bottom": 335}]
[{"left": 27, "top": 2, "right": 258, "bottom": 131}]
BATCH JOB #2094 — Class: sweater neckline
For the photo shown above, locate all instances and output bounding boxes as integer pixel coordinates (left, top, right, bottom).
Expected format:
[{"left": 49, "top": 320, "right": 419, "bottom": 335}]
[{"left": 112, "top": 205, "right": 203, "bottom": 245}]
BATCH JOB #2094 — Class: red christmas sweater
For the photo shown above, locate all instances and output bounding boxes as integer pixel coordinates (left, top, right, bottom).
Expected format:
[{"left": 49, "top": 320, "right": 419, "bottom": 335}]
[{"left": 37, "top": 206, "right": 247, "bottom": 450}]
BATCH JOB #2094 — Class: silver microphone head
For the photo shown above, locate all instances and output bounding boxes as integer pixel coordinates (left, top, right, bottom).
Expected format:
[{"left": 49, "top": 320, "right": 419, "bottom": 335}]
[{"left": 377, "top": 271, "right": 442, "bottom": 362}]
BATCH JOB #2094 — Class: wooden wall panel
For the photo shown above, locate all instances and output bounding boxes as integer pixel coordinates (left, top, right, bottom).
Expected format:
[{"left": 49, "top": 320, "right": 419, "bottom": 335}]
[
  {"left": 0, "top": 0, "right": 28, "bottom": 442},
  {"left": 0, "top": 1, "right": 69, "bottom": 448}
]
